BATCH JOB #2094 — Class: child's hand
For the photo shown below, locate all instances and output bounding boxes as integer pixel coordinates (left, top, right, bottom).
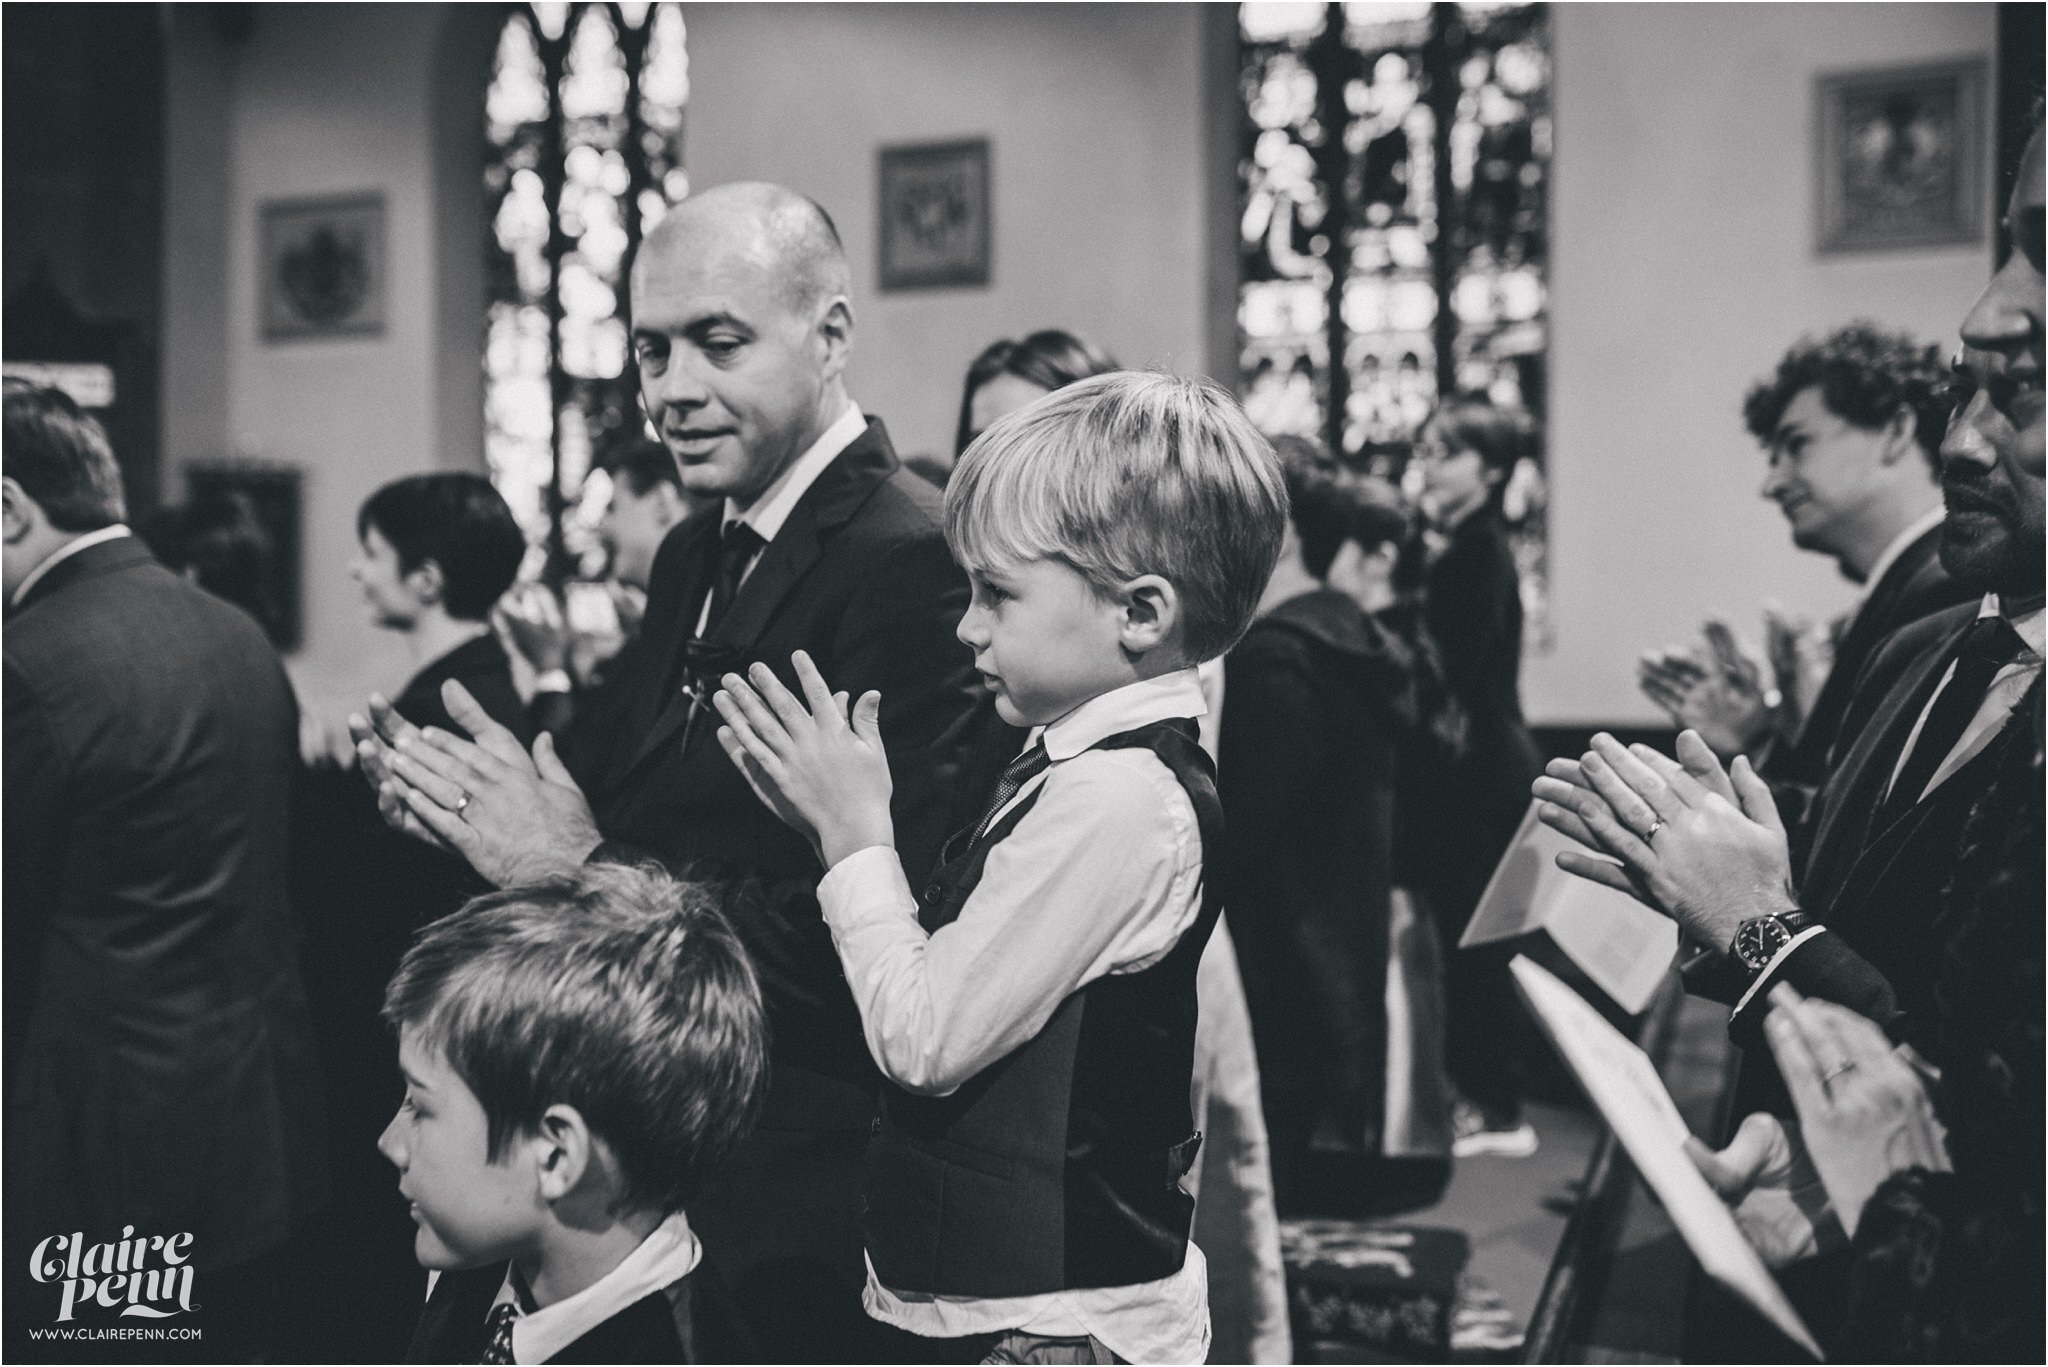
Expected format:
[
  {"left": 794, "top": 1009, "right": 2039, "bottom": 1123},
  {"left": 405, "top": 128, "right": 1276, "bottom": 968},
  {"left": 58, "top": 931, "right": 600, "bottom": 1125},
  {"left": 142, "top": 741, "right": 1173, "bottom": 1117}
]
[{"left": 713, "top": 650, "right": 896, "bottom": 868}]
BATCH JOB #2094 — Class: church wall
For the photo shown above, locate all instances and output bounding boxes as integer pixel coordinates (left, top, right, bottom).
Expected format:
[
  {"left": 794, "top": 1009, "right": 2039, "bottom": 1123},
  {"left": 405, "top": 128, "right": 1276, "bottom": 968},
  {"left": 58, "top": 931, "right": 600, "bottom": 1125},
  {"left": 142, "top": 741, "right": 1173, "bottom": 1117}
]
[
  {"left": 1536, "top": 1, "right": 1997, "bottom": 726},
  {"left": 164, "top": 4, "right": 488, "bottom": 711},
  {"left": 678, "top": 2, "right": 1218, "bottom": 467}
]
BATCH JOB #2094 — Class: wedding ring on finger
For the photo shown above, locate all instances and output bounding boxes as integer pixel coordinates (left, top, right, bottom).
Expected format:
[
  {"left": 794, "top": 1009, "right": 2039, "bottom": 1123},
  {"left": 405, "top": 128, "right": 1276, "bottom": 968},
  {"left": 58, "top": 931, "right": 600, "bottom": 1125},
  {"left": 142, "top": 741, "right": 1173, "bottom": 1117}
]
[
  {"left": 454, "top": 790, "right": 472, "bottom": 816},
  {"left": 1822, "top": 1060, "right": 1857, "bottom": 1084},
  {"left": 1642, "top": 818, "right": 1665, "bottom": 844}
]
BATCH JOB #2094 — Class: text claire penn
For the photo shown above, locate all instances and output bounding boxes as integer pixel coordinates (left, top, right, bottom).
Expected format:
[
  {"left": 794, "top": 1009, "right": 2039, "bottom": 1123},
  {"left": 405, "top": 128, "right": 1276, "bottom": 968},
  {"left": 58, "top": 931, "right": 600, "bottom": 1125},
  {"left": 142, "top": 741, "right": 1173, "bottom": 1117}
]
[{"left": 30, "top": 1229, "right": 198, "bottom": 1322}]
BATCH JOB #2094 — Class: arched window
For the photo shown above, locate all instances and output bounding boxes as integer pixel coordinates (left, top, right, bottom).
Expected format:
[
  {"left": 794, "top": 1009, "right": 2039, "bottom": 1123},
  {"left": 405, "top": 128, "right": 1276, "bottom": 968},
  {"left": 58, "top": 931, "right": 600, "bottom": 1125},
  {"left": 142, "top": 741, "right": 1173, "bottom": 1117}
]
[
  {"left": 1240, "top": 1, "right": 1552, "bottom": 643},
  {"left": 484, "top": 0, "right": 689, "bottom": 580}
]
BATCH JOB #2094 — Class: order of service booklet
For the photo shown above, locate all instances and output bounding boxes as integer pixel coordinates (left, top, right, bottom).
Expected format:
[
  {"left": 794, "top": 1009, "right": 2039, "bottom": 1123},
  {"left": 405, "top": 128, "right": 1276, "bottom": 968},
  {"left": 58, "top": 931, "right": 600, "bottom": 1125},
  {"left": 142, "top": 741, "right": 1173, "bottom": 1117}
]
[
  {"left": 1460, "top": 801, "right": 1678, "bottom": 1014},
  {"left": 1512, "top": 956, "right": 1823, "bottom": 1360}
]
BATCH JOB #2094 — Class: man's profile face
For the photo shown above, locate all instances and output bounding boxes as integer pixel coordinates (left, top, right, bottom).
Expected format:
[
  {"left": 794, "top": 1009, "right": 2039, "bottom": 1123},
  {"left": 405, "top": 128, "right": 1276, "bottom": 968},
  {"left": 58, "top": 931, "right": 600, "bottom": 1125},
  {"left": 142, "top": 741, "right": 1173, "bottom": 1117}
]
[
  {"left": 1939, "top": 129, "right": 2045, "bottom": 597},
  {"left": 631, "top": 225, "right": 839, "bottom": 508},
  {"left": 1759, "top": 386, "right": 1895, "bottom": 558}
]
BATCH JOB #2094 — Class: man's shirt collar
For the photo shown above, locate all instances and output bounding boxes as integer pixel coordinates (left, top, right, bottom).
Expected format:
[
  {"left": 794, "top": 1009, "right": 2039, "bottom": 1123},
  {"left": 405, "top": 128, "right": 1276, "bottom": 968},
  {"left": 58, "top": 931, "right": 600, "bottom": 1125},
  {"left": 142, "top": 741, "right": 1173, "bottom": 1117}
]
[
  {"left": 722, "top": 401, "right": 865, "bottom": 545},
  {"left": 493, "top": 1210, "right": 701, "bottom": 1364},
  {"left": 1032, "top": 668, "right": 1209, "bottom": 763},
  {"left": 9, "top": 524, "right": 131, "bottom": 610},
  {"left": 1983, "top": 593, "right": 2046, "bottom": 658}
]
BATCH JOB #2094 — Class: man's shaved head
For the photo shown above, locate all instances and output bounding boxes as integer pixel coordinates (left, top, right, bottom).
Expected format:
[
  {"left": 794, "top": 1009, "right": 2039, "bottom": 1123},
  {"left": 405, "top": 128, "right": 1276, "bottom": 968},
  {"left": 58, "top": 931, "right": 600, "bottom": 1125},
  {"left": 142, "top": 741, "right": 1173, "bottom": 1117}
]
[
  {"left": 635, "top": 182, "right": 849, "bottom": 320},
  {"left": 629, "top": 183, "right": 857, "bottom": 505}
]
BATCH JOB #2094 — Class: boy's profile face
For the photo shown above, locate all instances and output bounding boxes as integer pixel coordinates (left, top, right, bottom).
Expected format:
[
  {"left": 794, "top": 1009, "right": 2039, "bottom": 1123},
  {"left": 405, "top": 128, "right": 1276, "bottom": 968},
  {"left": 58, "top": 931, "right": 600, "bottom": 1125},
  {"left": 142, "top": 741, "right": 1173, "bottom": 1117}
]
[
  {"left": 956, "top": 557, "right": 1132, "bottom": 727},
  {"left": 378, "top": 1027, "right": 544, "bottom": 1271}
]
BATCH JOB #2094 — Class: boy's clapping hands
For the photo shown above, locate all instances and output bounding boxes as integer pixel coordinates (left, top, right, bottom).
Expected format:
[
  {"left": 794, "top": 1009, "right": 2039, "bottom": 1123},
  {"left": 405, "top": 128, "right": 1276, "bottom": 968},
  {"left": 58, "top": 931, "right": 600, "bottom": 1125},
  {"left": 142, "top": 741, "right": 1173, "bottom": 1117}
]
[{"left": 713, "top": 651, "right": 897, "bottom": 868}]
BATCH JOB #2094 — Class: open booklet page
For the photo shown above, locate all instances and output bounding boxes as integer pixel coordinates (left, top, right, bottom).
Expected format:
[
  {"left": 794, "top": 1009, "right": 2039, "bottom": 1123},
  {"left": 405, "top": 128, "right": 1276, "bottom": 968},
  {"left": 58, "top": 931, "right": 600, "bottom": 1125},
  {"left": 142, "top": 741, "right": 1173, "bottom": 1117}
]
[
  {"left": 1461, "top": 802, "right": 1677, "bottom": 1013},
  {"left": 1511, "top": 957, "right": 1823, "bottom": 1360}
]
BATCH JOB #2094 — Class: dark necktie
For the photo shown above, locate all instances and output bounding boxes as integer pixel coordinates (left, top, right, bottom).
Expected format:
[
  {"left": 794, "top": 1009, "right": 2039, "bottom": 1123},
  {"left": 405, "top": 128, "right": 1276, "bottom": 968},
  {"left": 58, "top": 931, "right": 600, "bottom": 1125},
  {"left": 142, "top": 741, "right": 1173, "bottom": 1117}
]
[
  {"left": 703, "top": 522, "right": 766, "bottom": 637},
  {"left": 480, "top": 1301, "right": 519, "bottom": 1364},
  {"left": 1883, "top": 615, "right": 2026, "bottom": 818},
  {"left": 969, "top": 742, "right": 1051, "bottom": 849}
]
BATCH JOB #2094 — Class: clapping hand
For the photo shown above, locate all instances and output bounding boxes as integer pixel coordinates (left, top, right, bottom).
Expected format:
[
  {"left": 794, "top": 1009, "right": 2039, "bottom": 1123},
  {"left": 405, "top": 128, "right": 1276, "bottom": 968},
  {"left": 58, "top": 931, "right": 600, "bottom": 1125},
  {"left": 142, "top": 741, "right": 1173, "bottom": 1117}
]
[
  {"left": 1763, "top": 984, "right": 1950, "bottom": 1239},
  {"left": 1636, "top": 617, "right": 1785, "bottom": 760},
  {"left": 1685, "top": 1112, "right": 1843, "bottom": 1267},
  {"left": 348, "top": 679, "right": 603, "bottom": 885},
  {"left": 1532, "top": 730, "right": 1796, "bottom": 954},
  {"left": 713, "top": 651, "right": 896, "bottom": 869},
  {"left": 495, "top": 582, "right": 571, "bottom": 674}
]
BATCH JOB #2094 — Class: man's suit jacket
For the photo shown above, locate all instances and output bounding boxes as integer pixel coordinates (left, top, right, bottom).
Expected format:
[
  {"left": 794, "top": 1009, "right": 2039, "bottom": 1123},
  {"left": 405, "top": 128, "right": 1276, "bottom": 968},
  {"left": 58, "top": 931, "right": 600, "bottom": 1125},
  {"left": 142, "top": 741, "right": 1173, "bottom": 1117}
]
[
  {"left": 583, "top": 418, "right": 1012, "bottom": 1356},
  {"left": 1724, "top": 602, "right": 2033, "bottom": 1050},
  {"left": 4, "top": 537, "right": 323, "bottom": 1274},
  {"left": 1766, "top": 524, "right": 1973, "bottom": 867}
]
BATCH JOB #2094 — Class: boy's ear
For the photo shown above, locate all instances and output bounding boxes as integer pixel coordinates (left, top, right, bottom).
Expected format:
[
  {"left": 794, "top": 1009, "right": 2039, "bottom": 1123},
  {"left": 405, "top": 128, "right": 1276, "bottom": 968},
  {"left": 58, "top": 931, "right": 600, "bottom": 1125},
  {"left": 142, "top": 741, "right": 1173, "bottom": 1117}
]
[
  {"left": 531, "top": 1103, "right": 595, "bottom": 1202},
  {"left": 1116, "top": 574, "right": 1181, "bottom": 658}
]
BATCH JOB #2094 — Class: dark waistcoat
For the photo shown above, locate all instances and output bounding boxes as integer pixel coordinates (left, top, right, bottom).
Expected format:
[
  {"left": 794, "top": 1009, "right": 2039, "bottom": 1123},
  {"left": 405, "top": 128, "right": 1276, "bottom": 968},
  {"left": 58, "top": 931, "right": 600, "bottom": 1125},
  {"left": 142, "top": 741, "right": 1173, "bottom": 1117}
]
[{"left": 863, "top": 718, "right": 1223, "bottom": 1298}]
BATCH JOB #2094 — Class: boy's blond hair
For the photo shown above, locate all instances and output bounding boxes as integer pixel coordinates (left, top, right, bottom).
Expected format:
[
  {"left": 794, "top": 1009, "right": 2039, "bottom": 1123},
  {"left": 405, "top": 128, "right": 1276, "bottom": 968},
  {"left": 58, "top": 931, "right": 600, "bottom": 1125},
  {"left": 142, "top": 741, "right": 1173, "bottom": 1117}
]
[{"left": 943, "top": 371, "right": 1289, "bottom": 662}]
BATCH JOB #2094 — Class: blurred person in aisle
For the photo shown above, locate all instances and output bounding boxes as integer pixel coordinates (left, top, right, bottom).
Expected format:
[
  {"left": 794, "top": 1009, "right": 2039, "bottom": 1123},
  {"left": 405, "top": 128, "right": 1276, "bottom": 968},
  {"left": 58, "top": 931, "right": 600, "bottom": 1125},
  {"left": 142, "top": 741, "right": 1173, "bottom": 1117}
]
[
  {"left": 1221, "top": 443, "right": 1459, "bottom": 1214},
  {"left": 1638, "top": 323, "right": 1971, "bottom": 864},
  {"left": 954, "top": 329, "right": 1292, "bottom": 1363},
  {"left": 499, "top": 440, "right": 707, "bottom": 785},
  {"left": 1407, "top": 396, "right": 1547, "bottom": 1158},
  {"left": 138, "top": 487, "right": 287, "bottom": 645},
  {"left": 3, "top": 381, "right": 323, "bottom": 1361}
]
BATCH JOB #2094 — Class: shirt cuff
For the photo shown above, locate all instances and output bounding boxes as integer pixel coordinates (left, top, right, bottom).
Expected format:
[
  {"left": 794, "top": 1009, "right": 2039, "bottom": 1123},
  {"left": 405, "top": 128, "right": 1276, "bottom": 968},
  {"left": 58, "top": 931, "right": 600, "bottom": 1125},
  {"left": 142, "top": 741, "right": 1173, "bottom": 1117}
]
[
  {"left": 532, "top": 668, "right": 573, "bottom": 695},
  {"left": 817, "top": 844, "right": 918, "bottom": 937},
  {"left": 1732, "top": 925, "right": 1828, "bottom": 1018}
]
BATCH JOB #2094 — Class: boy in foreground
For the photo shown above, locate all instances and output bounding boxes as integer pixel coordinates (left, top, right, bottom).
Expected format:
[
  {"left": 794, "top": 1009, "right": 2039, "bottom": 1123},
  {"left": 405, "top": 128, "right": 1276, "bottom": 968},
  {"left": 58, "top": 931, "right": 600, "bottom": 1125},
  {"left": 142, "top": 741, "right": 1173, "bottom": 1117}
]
[
  {"left": 715, "top": 371, "right": 1287, "bottom": 1362},
  {"left": 379, "top": 864, "right": 766, "bottom": 1363}
]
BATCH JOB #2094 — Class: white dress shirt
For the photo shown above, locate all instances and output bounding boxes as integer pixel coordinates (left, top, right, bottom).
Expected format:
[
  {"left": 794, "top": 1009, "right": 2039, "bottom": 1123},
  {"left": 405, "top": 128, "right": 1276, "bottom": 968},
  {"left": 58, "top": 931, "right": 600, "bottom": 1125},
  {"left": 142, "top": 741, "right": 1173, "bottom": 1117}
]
[
  {"left": 693, "top": 401, "right": 866, "bottom": 636},
  {"left": 817, "top": 668, "right": 1214, "bottom": 1363},
  {"left": 1883, "top": 593, "right": 2044, "bottom": 806},
  {"left": 9, "top": 523, "right": 131, "bottom": 609},
  {"left": 485, "top": 1211, "right": 702, "bottom": 1364}
]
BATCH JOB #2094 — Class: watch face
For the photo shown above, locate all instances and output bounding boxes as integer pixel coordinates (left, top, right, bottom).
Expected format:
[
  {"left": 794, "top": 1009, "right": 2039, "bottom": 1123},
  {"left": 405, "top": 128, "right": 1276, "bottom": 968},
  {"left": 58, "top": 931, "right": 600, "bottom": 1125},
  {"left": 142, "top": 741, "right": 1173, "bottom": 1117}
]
[{"left": 1735, "top": 917, "right": 1791, "bottom": 971}]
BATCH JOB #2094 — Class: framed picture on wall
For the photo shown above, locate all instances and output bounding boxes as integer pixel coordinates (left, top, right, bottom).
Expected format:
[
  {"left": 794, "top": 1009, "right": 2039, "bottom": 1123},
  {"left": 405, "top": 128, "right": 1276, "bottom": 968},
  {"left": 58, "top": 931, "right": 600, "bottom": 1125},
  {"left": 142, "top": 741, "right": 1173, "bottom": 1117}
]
[
  {"left": 1816, "top": 59, "right": 1986, "bottom": 253},
  {"left": 260, "top": 192, "right": 387, "bottom": 339},
  {"left": 877, "top": 139, "right": 990, "bottom": 290}
]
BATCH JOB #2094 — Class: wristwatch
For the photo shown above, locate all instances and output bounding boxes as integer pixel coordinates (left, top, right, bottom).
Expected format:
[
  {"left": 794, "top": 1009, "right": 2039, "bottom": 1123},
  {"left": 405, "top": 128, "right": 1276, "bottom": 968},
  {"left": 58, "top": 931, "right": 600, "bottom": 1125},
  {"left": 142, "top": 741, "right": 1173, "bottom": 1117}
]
[{"left": 1730, "top": 909, "right": 1816, "bottom": 974}]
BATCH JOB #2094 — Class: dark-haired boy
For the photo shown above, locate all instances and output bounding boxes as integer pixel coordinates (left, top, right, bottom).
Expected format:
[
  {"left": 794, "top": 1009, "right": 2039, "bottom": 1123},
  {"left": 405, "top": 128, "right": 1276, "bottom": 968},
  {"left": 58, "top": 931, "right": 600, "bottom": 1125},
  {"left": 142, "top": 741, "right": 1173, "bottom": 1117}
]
[{"left": 381, "top": 863, "right": 768, "bottom": 1363}]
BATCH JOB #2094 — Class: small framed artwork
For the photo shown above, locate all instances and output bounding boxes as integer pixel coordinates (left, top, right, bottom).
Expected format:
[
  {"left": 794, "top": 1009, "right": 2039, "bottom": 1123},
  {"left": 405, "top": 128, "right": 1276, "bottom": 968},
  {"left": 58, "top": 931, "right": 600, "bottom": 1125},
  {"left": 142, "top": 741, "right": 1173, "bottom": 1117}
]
[
  {"left": 1816, "top": 60, "right": 1986, "bottom": 254},
  {"left": 878, "top": 139, "right": 990, "bottom": 290},
  {"left": 260, "top": 193, "right": 387, "bottom": 339}
]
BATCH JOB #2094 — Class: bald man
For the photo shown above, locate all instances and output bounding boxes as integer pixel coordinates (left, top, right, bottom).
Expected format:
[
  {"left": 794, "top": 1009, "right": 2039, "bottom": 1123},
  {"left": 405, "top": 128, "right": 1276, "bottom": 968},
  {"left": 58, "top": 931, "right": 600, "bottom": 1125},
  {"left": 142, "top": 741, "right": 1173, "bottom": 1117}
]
[{"left": 357, "top": 184, "right": 1008, "bottom": 1359}]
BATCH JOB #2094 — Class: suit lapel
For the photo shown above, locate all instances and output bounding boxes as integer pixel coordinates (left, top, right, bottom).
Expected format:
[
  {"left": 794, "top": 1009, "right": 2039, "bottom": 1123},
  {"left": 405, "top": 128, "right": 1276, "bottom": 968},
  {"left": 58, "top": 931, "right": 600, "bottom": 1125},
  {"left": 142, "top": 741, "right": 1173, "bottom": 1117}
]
[
  {"left": 613, "top": 419, "right": 901, "bottom": 787},
  {"left": 1806, "top": 614, "right": 1968, "bottom": 903},
  {"left": 1823, "top": 707, "right": 2023, "bottom": 922},
  {"left": 606, "top": 517, "right": 719, "bottom": 793}
]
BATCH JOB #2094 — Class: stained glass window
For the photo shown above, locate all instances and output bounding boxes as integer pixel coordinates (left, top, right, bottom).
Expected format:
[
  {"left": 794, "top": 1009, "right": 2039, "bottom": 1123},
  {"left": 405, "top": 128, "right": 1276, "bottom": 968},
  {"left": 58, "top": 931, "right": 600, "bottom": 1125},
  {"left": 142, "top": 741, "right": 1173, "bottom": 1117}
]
[
  {"left": 1239, "top": 1, "right": 1552, "bottom": 645},
  {"left": 484, "top": 1, "right": 690, "bottom": 580}
]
